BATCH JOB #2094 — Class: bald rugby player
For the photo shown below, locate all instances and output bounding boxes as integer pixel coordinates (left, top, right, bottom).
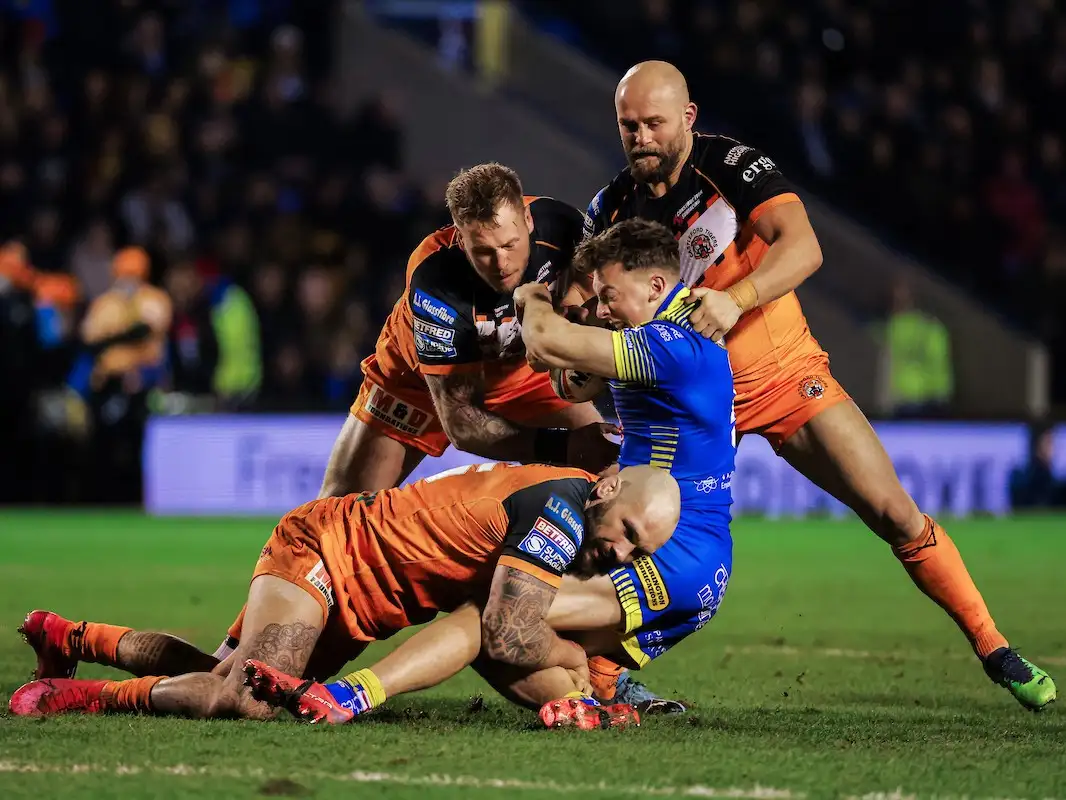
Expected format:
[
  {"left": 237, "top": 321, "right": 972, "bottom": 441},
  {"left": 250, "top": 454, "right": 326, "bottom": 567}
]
[
  {"left": 12, "top": 463, "right": 679, "bottom": 725},
  {"left": 581, "top": 60, "right": 1054, "bottom": 710}
]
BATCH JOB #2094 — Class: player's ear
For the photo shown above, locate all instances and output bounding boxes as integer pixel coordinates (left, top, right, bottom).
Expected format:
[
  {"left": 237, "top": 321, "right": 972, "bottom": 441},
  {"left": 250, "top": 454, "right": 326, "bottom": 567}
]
[
  {"left": 684, "top": 102, "right": 697, "bottom": 131},
  {"left": 592, "top": 474, "right": 622, "bottom": 502},
  {"left": 524, "top": 205, "right": 534, "bottom": 234}
]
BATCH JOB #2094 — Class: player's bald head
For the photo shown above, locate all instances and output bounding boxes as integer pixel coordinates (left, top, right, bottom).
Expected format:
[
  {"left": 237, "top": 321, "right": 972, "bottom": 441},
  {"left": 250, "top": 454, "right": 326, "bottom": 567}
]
[
  {"left": 615, "top": 465, "right": 681, "bottom": 551},
  {"left": 615, "top": 60, "right": 690, "bottom": 107},
  {"left": 614, "top": 61, "right": 696, "bottom": 185},
  {"left": 576, "top": 466, "right": 681, "bottom": 577}
]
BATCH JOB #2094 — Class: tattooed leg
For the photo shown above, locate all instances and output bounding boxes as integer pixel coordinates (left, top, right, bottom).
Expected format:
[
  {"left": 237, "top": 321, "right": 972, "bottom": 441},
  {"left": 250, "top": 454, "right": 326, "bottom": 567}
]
[
  {"left": 148, "top": 575, "right": 325, "bottom": 719},
  {"left": 114, "top": 631, "right": 219, "bottom": 677}
]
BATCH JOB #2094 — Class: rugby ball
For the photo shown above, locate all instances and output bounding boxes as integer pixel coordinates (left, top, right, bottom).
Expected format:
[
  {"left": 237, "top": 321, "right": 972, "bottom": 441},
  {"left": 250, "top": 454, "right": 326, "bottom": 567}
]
[{"left": 549, "top": 368, "right": 606, "bottom": 403}]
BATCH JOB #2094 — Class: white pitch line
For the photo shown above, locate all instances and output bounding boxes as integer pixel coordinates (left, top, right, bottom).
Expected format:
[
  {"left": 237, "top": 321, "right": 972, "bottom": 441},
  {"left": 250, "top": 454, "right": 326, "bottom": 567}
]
[
  {"left": 0, "top": 762, "right": 1057, "bottom": 800},
  {"left": 0, "top": 760, "right": 800, "bottom": 798},
  {"left": 723, "top": 644, "right": 1066, "bottom": 667}
]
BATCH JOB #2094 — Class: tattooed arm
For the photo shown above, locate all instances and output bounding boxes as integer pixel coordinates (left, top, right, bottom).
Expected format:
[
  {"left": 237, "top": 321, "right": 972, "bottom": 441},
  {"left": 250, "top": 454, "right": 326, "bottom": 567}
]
[
  {"left": 480, "top": 566, "right": 586, "bottom": 671},
  {"left": 424, "top": 371, "right": 540, "bottom": 462}
]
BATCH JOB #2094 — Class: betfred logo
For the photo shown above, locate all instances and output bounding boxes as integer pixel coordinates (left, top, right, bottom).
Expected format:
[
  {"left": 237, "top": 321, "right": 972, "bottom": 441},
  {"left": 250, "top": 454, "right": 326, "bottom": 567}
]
[
  {"left": 533, "top": 516, "right": 576, "bottom": 558},
  {"left": 412, "top": 290, "right": 457, "bottom": 326},
  {"left": 413, "top": 317, "right": 454, "bottom": 342}
]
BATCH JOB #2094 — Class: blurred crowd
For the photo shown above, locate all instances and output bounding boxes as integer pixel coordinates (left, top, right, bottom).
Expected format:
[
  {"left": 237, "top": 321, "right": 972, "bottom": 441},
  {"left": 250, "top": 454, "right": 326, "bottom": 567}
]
[
  {"left": 0, "top": 0, "right": 452, "bottom": 501},
  {"left": 528, "top": 0, "right": 1066, "bottom": 403}
]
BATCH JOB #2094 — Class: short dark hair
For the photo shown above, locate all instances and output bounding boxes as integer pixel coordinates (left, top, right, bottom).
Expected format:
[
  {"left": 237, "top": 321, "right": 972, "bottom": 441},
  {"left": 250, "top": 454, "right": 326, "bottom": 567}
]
[
  {"left": 445, "top": 162, "right": 524, "bottom": 226},
  {"left": 573, "top": 218, "right": 680, "bottom": 276}
]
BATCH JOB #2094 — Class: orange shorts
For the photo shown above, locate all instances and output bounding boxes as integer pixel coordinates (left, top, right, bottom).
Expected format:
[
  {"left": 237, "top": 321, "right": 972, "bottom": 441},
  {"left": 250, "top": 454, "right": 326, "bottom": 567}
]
[
  {"left": 350, "top": 354, "right": 574, "bottom": 457},
  {"left": 734, "top": 347, "right": 850, "bottom": 451},
  {"left": 231, "top": 500, "right": 368, "bottom": 681}
]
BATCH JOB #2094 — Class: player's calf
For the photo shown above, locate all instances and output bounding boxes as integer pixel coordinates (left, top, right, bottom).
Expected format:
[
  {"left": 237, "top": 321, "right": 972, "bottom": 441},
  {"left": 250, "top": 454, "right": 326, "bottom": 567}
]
[{"left": 19, "top": 609, "right": 219, "bottom": 680}]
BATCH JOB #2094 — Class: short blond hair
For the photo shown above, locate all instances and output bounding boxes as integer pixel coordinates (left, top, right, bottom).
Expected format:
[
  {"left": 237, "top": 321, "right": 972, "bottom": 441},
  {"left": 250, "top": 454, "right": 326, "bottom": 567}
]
[{"left": 445, "top": 162, "right": 524, "bottom": 226}]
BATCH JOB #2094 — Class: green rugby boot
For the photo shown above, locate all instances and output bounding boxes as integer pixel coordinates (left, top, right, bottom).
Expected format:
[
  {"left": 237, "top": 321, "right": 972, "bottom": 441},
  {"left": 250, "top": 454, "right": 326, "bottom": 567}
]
[{"left": 983, "top": 647, "right": 1057, "bottom": 711}]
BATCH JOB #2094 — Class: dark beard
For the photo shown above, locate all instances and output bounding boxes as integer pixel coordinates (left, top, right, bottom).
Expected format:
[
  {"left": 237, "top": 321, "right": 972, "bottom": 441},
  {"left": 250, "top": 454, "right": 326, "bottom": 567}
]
[{"left": 628, "top": 142, "right": 683, "bottom": 184}]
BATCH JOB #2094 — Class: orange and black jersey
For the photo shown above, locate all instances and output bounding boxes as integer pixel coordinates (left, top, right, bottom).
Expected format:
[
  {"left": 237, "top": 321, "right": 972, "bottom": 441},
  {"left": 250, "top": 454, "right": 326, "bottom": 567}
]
[
  {"left": 584, "top": 133, "right": 809, "bottom": 384},
  {"left": 337, "top": 462, "right": 597, "bottom": 637},
  {"left": 377, "top": 196, "right": 584, "bottom": 379},
  {"left": 583, "top": 133, "right": 800, "bottom": 289}
]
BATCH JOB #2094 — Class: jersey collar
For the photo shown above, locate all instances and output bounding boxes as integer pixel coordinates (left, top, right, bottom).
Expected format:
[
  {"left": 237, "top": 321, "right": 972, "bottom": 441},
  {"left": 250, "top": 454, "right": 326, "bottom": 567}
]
[{"left": 654, "top": 282, "right": 690, "bottom": 320}]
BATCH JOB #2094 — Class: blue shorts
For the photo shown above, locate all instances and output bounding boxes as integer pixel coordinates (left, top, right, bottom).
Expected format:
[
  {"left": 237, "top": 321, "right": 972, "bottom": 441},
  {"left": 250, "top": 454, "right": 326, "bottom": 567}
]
[{"left": 608, "top": 514, "right": 732, "bottom": 667}]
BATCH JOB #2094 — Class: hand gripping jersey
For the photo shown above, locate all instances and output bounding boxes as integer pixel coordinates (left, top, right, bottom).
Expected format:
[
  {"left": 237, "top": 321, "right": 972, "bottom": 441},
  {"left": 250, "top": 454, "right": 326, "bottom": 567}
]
[{"left": 603, "top": 284, "right": 737, "bottom": 666}]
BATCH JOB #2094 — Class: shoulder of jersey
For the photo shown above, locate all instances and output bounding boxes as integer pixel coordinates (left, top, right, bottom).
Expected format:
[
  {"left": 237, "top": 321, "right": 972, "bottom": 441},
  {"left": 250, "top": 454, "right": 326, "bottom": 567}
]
[
  {"left": 692, "top": 132, "right": 758, "bottom": 173},
  {"left": 407, "top": 226, "right": 462, "bottom": 281},
  {"left": 587, "top": 168, "right": 634, "bottom": 220},
  {"left": 528, "top": 195, "right": 580, "bottom": 227}
]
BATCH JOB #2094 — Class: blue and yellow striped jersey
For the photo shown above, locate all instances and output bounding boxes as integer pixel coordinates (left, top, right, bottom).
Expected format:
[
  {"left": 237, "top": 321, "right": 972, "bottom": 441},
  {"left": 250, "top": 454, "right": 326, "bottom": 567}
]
[{"left": 609, "top": 283, "right": 736, "bottom": 521}]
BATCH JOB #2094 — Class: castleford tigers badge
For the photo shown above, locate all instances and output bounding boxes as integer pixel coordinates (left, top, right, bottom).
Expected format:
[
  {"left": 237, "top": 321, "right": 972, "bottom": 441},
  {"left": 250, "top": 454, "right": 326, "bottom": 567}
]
[
  {"left": 685, "top": 227, "right": 718, "bottom": 261},
  {"left": 798, "top": 375, "right": 826, "bottom": 400}
]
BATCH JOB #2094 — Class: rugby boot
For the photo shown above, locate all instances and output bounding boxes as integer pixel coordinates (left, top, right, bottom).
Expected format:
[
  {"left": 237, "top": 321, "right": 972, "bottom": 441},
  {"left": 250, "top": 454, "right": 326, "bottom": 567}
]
[
  {"left": 538, "top": 694, "right": 640, "bottom": 730},
  {"left": 613, "top": 672, "right": 687, "bottom": 715},
  {"left": 983, "top": 647, "right": 1057, "bottom": 711},
  {"left": 9, "top": 678, "right": 109, "bottom": 717},
  {"left": 19, "top": 610, "right": 78, "bottom": 680},
  {"left": 243, "top": 659, "right": 354, "bottom": 724}
]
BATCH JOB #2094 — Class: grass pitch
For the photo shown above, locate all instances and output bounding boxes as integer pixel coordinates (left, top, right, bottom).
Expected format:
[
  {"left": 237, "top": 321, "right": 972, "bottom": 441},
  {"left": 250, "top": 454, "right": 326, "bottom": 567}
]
[{"left": 0, "top": 511, "right": 1063, "bottom": 799}]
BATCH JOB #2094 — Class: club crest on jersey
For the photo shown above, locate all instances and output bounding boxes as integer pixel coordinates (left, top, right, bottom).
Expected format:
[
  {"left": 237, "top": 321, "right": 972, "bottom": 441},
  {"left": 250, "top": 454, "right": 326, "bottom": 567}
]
[
  {"left": 799, "top": 375, "right": 827, "bottom": 400},
  {"left": 685, "top": 228, "right": 718, "bottom": 261}
]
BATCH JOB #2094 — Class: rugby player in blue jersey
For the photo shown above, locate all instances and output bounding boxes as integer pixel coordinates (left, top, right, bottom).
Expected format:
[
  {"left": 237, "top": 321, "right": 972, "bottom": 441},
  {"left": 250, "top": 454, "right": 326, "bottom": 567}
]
[{"left": 238, "top": 218, "right": 738, "bottom": 729}]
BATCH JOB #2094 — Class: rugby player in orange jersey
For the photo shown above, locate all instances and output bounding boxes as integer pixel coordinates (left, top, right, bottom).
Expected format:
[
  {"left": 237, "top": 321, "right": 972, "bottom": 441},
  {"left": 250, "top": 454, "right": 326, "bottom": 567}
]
[
  {"left": 581, "top": 60, "right": 1054, "bottom": 711},
  {"left": 11, "top": 462, "right": 680, "bottom": 724},
  {"left": 320, "top": 162, "right": 618, "bottom": 500},
  {"left": 210, "top": 163, "right": 622, "bottom": 685}
]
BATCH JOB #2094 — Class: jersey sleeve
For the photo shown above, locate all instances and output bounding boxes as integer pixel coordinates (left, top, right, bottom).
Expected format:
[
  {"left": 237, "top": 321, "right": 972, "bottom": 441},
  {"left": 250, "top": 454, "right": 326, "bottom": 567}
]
[
  {"left": 610, "top": 322, "right": 703, "bottom": 388},
  {"left": 701, "top": 138, "right": 800, "bottom": 223},
  {"left": 499, "top": 477, "right": 592, "bottom": 588},
  {"left": 582, "top": 185, "right": 611, "bottom": 240},
  {"left": 407, "top": 258, "right": 480, "bottom": 374}
]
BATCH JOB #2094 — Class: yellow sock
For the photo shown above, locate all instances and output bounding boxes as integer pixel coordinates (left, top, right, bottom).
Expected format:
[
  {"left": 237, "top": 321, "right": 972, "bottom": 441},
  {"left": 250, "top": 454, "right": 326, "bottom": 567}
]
[{"left": 338, "top": 668, "right": 387, "bottom": 710}]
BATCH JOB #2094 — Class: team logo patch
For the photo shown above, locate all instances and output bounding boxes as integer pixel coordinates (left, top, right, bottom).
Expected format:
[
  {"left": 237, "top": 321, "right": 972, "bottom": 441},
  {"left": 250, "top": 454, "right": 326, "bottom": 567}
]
[
  {"left": 362, "top": 381, "right": 432, "bottom": 436},
  {"left": 413, "top": 318, "right": 454, "bottom": 342},
  {"left": 685, "top": 228, "right": 718, "bottom": 261},
  {"left": 798, "top": 375, "right": 827, "bottom": 400},
  {"left": 412, "top": 289, "right": 458, "bottom": 326},
  {"left": 634, "top": 556, "right": 670, "bottom": 612},
  {"left": 518, "top": 532, "right": 571, "bottom": 571},
  {"left": 544, "top": 495, "right": 584, "bottom": 544},
  {"left": 414, "top": 332, "right": 457, "bottom": 358},
  {"left": 533, "top": 517, "right": 576, "bottom": 558},
  {"left": 304, "top": 559, "right": 335, "bottom": 610}
]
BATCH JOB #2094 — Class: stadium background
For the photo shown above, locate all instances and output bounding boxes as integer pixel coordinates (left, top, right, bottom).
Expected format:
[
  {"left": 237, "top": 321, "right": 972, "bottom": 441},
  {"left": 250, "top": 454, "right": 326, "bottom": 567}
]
[
  {"left": 1, "top": 3, "right": 1064, "bottom": 796},
  {"left": 1, "top": 0, "right": 1064, "bottom": 511}
]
